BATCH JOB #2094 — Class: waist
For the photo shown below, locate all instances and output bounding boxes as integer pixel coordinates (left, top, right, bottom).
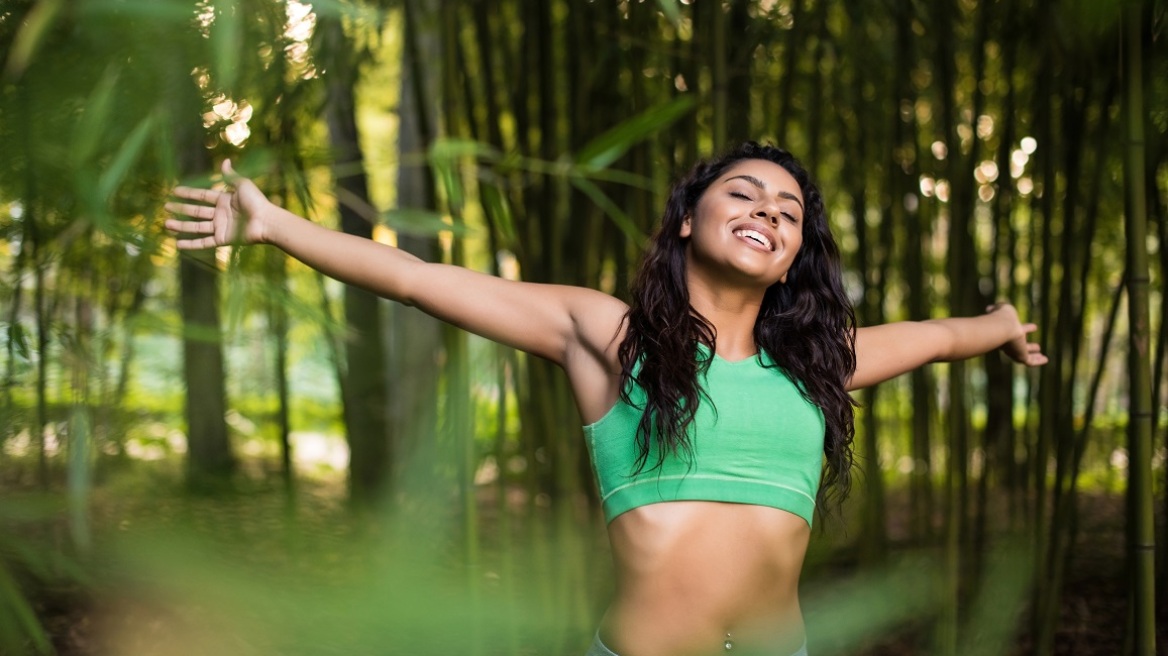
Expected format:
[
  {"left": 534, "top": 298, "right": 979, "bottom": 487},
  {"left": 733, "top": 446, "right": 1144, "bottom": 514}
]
[{"left": 602, "top": 502, "right": 810, "bottom": 655}]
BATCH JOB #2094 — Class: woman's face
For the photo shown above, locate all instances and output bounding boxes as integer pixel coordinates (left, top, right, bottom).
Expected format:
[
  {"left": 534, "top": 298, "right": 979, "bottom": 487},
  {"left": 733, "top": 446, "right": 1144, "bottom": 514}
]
[{"left": 680, "top": 158, "right": 806, "bottom": 288}]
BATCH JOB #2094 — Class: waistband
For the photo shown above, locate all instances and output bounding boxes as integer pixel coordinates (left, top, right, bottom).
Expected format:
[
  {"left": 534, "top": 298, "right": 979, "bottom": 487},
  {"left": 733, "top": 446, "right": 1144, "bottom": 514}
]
[{"left": 586, "top": 632, "right": 810, "bottom": 656}]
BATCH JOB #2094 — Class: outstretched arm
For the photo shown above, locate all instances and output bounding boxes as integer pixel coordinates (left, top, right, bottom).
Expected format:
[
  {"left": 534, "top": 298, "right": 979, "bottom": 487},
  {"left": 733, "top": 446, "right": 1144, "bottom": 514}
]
[
  {"left": 164, "top": 161, "right": 628, "bottom": 368},
  {"left": 847, "top": 303, "right": 1047, "bottom": 391}
]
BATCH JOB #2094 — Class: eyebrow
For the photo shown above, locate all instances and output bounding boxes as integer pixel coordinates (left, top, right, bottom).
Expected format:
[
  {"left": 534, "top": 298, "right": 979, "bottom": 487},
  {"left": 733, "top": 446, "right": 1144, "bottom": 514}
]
[{"left": 725, "top": 174, "right": 805, "bottom": 212}]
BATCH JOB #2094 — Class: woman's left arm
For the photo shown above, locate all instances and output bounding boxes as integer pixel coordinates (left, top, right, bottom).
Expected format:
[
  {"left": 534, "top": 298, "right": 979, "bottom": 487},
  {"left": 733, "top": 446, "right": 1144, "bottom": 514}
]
[{"left": 847, "top": 303, "right": 1048, "bottom": 391}]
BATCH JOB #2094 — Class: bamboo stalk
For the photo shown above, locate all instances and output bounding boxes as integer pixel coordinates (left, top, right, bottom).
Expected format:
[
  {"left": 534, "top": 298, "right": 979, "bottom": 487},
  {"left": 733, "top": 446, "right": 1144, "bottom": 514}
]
[{"left": 1121, "top": 4, "right": 1156, "bottom": 653}]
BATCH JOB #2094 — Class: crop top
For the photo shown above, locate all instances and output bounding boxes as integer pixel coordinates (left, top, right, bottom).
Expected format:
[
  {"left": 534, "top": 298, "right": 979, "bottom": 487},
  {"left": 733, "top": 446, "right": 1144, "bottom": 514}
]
[{"left": 583, "top": 345, "right": 825, "bottom": 527}]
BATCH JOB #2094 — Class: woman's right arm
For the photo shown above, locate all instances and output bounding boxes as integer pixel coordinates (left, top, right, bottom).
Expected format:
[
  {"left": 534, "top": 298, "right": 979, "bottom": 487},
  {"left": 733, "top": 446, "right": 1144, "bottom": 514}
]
[{"left": 164, "top": 161, "right": 628, "bottom": 368}]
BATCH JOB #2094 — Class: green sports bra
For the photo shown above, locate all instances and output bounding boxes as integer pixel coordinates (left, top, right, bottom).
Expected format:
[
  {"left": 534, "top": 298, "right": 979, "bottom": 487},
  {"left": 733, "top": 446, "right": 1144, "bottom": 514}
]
[{"left": 583, "top": 345, "right": 825, "bottom": 527}]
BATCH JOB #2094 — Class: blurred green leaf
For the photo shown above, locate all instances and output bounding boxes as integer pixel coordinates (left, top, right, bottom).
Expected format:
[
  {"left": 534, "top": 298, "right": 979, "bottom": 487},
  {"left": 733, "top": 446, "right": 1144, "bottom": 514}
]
[
  {"left": 481, "top": 185, "right": 516, "bottom": 246},
  {"left": 213, "top": 0, "right": 242, "bottom": 92},
  {"left": 73, "top": 66, "right": 121, "bottom": 164},
  {"left": 803, "top": 555, "right": 946, "bottom": 655},
  {"left": 7, "top": 323, "right": 30, "bottom": 361},
  {"left": 305, "top": 0, "right": 385, "bottom": 23},
  {"left": 0, "top": 563, "right": 51, "bottom": 655},
  {"left": 960, "top": 542, "right": 1031, "bottom": 656},
  {"left": 656, "top": 0, "right": 683, "bottom": 26},
  {"left": 570, "top": 175, "right": 646, "bottom": 246},
  {"left": 429, "top": 158, "right": 464, "bottom": 211},
  {"left": 96, "top": 111, "right": 157, "bottom": 206},
  {"left": 575, "top": 95, "right": 695, "bottom": 171},
  {"left": 3, "top": 0, "right": 65, "bottom": 79},
  {"left": 429, "top": 138, "right": 500, "bottom": 162},
  {"left": 68, "top": 406, "right": 93, "bottom": 554},
  {"left": 382, "top": 208, "right": 471, "bottom": 237},
  {"left": 77, "top": 0, "right": 198, "bottom": 21}
]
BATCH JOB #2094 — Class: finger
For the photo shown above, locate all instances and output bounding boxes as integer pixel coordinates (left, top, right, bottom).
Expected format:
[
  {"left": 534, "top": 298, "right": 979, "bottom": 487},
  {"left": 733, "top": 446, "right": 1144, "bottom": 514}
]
[
  {"left": 1021, "top": 322, "right": 1038, "bottom": 334},
  {"left": 164, "top": 202, "right": 216, "bottom": 220},
  {"left": 165, "top": 218, "right": 215, "bottom": 234},
  {"left": 176, "top": 235, "right": 221, "bottom": 250},
  {"left": 172, "top": 186, "right": 223, "bottom": 204}
]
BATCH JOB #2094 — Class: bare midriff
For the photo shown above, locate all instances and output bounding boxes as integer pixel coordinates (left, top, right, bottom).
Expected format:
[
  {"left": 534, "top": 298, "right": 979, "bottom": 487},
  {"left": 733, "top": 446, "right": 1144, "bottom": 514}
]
[{"left": 600, "top": 501, "right": 810, "bottom": 656}]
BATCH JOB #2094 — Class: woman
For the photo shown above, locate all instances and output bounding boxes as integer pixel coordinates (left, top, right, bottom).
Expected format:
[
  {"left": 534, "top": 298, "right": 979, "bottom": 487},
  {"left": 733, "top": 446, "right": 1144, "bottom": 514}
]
[{"left": 165, "top": 142, "right": 1046, "bottom": 656}]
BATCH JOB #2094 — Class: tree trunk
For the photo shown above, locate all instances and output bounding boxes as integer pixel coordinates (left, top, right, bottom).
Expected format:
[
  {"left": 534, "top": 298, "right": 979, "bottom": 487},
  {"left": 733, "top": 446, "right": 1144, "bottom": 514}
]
[
  {"left": 393, "top": 0, "right": 444, "bottom": 494},
  {"left": 320, "top": 13, "right": 392, "bottom": 506},
  {"left": 179, "top": 249, "right": 234, "bottom": 487}
]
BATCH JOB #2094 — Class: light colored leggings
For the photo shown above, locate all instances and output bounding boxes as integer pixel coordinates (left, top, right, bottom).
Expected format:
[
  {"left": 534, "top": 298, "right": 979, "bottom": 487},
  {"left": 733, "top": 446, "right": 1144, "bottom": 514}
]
[{"left": 585, "top": 632, "right": 809, "bottom": 656}]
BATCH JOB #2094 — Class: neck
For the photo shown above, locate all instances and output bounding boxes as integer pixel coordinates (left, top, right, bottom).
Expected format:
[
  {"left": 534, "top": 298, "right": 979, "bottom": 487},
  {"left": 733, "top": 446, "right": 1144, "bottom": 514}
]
[{"left": 686, "top": 271, "right": 766, "bottom": 361}]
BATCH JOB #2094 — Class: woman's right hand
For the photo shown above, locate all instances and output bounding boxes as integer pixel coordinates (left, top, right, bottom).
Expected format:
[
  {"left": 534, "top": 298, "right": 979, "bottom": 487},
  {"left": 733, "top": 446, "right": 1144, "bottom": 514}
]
[{"left": 164, "top": 159, "right": 273, "bottom": 250}]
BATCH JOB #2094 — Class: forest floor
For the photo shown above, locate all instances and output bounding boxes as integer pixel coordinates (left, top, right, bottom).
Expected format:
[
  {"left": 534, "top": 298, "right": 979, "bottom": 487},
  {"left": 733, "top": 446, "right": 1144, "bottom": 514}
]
[{"left": 9, "top": 472, "right": 1167, "bottom": 656}]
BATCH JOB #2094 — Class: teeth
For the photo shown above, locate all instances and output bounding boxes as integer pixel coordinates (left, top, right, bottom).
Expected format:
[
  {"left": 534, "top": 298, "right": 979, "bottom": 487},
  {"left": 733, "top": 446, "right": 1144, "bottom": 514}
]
[{"left": 734, "top": 229, "right": 772, "bottom": 250}]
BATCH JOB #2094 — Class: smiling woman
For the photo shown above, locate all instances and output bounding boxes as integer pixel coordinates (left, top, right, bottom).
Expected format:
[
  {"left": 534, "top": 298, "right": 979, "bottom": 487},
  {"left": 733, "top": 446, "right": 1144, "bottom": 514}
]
[{"left": 165, "top": 141, "right": 1046, "bottom": 656}]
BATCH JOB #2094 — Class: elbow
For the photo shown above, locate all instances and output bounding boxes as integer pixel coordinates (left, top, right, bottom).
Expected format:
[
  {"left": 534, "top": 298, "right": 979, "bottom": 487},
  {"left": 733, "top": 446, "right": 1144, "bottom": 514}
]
[
  {"left": 389, "top": 263, "right": 423, "bottom": 306},
  {"left": 921, "top": 320, "right": 959, "bottom": 363}
]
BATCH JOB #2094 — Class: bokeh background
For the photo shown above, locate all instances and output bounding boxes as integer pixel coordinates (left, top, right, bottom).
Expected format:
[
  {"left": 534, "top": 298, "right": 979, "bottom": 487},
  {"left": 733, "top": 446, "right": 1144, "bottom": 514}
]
[{"left": 0, "top": 0, "right": 1165, "bottom": 654}]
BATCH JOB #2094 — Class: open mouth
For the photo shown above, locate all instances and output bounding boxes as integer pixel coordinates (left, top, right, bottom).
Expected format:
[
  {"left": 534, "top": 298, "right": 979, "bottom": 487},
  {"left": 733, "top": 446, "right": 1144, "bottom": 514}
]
[{"left": 733, "top": 228, "right": 774, "bottom": 251}]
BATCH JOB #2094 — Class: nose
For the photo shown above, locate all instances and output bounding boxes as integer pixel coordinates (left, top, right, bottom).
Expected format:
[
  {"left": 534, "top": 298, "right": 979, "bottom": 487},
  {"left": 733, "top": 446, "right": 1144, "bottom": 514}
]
[{"left": 754, "top": 208, "right": 779, "bottom": 225}]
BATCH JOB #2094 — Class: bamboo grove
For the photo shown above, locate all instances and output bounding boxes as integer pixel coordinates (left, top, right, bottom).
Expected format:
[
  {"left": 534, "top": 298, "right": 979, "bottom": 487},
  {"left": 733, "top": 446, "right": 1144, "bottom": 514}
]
[{"left": 0, "top": 0, "right": 1165, "bottom": 653}]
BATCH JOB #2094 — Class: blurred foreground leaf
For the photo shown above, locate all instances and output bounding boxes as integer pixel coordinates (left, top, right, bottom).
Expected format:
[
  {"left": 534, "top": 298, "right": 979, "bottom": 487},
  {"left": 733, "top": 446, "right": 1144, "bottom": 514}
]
[
  {"left": 3, "top": 0, "right": 65, "bottom": 78},
  {"left": 575, "top": 95, "right": 695, "bottom": 171},
  {"left": 0, "top": 495, "right": 88, "bottom": 656},
  {"left": 106, "top": 515, "right": 577, "bottom": 655},
  {"left": 383, "top": 208, "right": 471, "bottom": 237}
]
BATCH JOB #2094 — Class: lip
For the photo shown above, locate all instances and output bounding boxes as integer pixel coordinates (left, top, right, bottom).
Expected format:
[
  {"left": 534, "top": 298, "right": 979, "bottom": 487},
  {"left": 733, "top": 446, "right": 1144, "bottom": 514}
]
[{"left": 730, "top": 220, "right": 777, "bottom": 252}]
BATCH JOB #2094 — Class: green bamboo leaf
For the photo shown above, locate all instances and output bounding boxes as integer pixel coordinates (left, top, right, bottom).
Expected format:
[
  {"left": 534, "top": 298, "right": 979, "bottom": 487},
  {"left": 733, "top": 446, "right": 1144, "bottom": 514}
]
[
  {"left": 212, "top": 0, "right": 242, "bottom": 92},
  {"left": 7, "top": 323, "right": 30, "bottom": 360},
  {"left": 96, "top": 111, "right": 157, "bottom": 205},
  {"left": 575, "top": 95, "right": 695, "bottom": 171},
  {"left": 428, "top": 138, "right": 500, "bottom": 162},
  {"left": 481, "top": 185, "right": 516, "bottom": 245},
  {"left": 656, "top": 0, "right": 682, "bottom": 26},
  {"left": 68, "top": 408, "right": 92, "bottom": 554},
  {"left": 77, "top": 0, "right": 197, "bottom": 21},
  {"left": 382, "top": 208, "right": 472, "bottom": 237},
  {"left": 429, "top": 158, "right": 463, "bottom": 210},
  {"left": 73, "top": 67, "right": 121, "bottom": 164},
  {"left": 570, "top": 176, "right": 646, "bottom": 246},
  {"left": 304, "top": 0, "right": 385, "bottom": 23},
  {"left": 959, "top": 543, "right": 1030, "bottom": 656},
  {"left": 0, "top": 563, "right": 51, "bottom": 654},
  {"left": 2, "top": 0, "right": 65, "bottom": 78}
]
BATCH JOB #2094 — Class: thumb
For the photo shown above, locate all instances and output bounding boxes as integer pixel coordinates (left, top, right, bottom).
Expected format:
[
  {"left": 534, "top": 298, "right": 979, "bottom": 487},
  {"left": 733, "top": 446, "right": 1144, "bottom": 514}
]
[{"left": 220, "top": 158, "right": 240, "bottom": 183}]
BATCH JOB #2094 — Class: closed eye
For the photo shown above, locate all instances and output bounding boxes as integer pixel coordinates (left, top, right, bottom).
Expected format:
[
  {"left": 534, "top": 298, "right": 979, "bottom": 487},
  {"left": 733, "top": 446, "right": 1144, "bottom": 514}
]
[
  {"left": 730, "top": 191, "right": 752, "bottom": 201},
  {"left": 783, "top": 212, "right": 799, "bottom": 224}
]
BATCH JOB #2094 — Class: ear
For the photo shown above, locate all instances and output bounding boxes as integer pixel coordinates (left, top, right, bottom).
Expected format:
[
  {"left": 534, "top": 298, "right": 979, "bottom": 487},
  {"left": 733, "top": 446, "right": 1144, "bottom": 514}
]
[{"left": 679, "top": 215, "right": 692, "bottom": 238}]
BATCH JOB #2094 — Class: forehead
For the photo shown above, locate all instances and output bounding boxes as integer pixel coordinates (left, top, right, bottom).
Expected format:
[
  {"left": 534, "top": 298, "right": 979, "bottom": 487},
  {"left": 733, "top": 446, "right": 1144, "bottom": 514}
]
[{"left": 716, "top": 159, "right": 803, "bottom": 204}]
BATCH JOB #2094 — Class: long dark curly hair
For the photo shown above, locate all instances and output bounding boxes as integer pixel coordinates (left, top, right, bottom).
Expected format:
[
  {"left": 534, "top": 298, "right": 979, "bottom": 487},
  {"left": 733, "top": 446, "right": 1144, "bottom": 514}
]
[{"left": 617, "top": 141, "right": 858, "bottom": 513}]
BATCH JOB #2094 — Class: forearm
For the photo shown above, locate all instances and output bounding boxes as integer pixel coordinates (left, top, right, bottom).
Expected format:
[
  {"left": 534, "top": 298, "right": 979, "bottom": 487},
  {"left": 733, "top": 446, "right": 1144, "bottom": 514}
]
[
  {"left": 923, "top": 311, "right": 1021, "bottom": 362},
  {"left": 261, "top": 203, "right": 423, "bottom": 302}
]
